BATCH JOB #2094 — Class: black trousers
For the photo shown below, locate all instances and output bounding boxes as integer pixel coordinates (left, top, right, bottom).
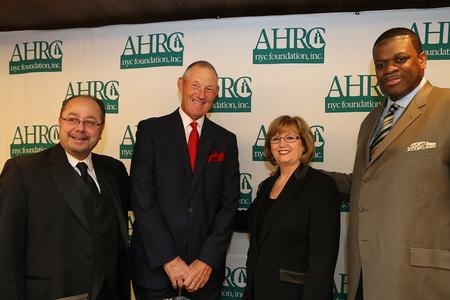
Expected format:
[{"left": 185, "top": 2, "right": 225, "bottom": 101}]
[
  {"left": 133, "top": 284, "right": 221, "bottom": 300},
  {"left": 355, "top": 272, "right": 364, "bottom": 300},
  {"left": 96, "top": 285, "right": 111, "bottom": 300},
  {"left": 96, "top": 282, "right": 123, "bottom": 300}
]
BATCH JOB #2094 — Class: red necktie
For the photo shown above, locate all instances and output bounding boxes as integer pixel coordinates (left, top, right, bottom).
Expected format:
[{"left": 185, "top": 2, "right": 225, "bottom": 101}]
[{"left": 188, "top": 121, "right": 199, "bottom": 171}]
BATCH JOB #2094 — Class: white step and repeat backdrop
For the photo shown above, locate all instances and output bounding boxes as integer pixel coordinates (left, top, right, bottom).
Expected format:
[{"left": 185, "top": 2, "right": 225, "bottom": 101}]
[{"left": 1, "top": 7, "right": 449, "bottom": 299}]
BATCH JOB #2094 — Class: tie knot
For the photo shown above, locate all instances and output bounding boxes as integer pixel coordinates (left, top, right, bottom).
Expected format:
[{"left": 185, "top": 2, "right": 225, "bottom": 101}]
[
  {"left": 76, "top": 162, "right": 88, "bottom": 177},
  {"left": 190, "top": 121, "right": 198, "bottom": 130},
  {"left": 389, "top": 103, "right": 400, "bottom": 113}
]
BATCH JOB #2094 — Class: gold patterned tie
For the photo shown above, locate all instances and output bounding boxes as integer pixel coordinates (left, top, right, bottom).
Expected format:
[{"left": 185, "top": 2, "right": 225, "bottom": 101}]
[{"left": 370, "top": 103, "right": 399, "bottom": 159}]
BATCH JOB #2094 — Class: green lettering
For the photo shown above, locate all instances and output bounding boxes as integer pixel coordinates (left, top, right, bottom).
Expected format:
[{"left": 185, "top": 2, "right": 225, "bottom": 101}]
[
  {"left": 254, "top": 125, "right": 267, "bottom": 146},
  {"left": 255, "top": 29, "right": 271, "bottom": 50},
  {"left": 122, "top": 36, "right": 136, "bottom": 56},
  {"left": 11, "top": 127, "right": 24, "bottom": 144},
  {"left": 121, "top": 125, "right": 135, "bottom": 145},
  {"left": 10, "top": 44, "right": 23, "bottom": 62},
  {"left": 327, "top": 76, "right": 344, "bottom": 98}
]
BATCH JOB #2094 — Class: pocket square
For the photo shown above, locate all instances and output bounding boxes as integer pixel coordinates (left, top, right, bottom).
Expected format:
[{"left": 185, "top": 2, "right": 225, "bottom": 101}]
[
  {"left": 407, "top": 141, "right": 436, "bottom": 152},
  {"left": 208, "top": 151, "right": 225, "bottom": 163}
]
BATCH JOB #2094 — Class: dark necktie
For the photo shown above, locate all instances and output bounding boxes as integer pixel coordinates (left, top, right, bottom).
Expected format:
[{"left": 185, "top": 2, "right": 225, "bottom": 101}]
[
  {"left": 76, "top": 162, "right": 99, "bottom": 195},
  {"left": 187, "top": 121, "right": 199, "bottom": 171},
  {"left": 370, "top": 103, "right": 400, "bottom": 159}
]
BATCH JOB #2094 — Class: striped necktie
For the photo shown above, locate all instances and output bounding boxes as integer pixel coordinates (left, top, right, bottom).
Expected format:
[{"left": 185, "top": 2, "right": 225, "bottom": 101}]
[{"left": 370, "top": 103, "right": 399, "bottom": 159}]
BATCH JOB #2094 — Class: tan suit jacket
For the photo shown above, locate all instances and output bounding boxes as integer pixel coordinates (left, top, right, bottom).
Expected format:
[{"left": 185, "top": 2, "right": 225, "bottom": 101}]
[{"left": 341, "top": 82, "right": 450, "bottom": 300}]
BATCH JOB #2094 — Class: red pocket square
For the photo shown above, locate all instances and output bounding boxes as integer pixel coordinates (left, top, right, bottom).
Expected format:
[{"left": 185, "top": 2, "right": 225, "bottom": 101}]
[{"left": 208, "top": 151, "right": 225, "bottom": 163}]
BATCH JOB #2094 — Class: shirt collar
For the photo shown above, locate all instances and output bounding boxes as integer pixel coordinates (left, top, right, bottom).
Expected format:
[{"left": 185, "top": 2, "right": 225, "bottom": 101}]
[
  {"left": 178, "top": 107, "right": 205, "bottom": 134},
  {"left": 65, "top": 151, "right": 94, "bottom": 172},
  {"left": 387, "top": 77, "right": 427, "bottom": 109}
]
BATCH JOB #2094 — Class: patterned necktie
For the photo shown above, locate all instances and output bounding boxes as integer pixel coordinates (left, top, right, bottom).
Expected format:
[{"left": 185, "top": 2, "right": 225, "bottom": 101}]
[
  {"left": 187, "top": 121, "right": 199, "bottom": 171},
  {"left": 76, "top": 162, "right": 99, "bottom": 195},
  {"left": 370, "top": 103, "right": 400, "bottom": 159}
]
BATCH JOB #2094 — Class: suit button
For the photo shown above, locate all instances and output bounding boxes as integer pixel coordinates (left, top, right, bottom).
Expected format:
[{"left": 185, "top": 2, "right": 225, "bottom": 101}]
[
  {"left": 188, "top": 208, "right": 193, "bottom": 213},
  {"left": 182, "top": 239, "right": 186, "bottom": 244},
  {"left": 362, "top": 176, "right": 369, "bottom": 183},
  {"left": 86, "top": 252, "right": 92, "bottom": 259}
]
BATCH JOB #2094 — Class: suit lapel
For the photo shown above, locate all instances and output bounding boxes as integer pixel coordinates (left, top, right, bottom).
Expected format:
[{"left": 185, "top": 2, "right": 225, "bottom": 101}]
[
  {"left": 167, "top": 110, "right": 192, "bottom": 176},
  {"left": 258, "top": 166, "right": 308, "bottom": 246},
  {"left": 369, "top": 83, "right": 431, "bottom": 164},
  {"left": 365, "top": 104, "right": 385, "bottom": 167},
  {"left": 47, "top": 144, "right": 91, "bottom": 233},
  {"left": 93, "top": 156, "right": 128, "bottom": 247},
  {"left": 249, "top": 175, "right": 275, "bottom": 247}
]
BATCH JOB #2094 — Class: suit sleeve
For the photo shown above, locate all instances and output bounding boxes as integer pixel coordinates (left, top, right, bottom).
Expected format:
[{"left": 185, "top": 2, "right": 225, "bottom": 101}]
[
  {"left": 321, "top": 170, "right": 352, "bottom": 204},
  {"left": 234, "top": 179, "right": 266, "bottom": 232},
  {"left": 234, "top": 210, "right": 249, "bottom": 232},
  {"left": 302, "top": 175, "right": 340, "bottom": 300},
  {"left": 197, "top": 133, "right": 240, "bottom": 270},
  {"left": 0, "top": 159, "right": 27, "bottom": 300},
  {"left": 116, "top": 161, "right": 131, "bottom": 300},
  {"left": 130, "top": 121, "right": 178, "bottom": 269}
]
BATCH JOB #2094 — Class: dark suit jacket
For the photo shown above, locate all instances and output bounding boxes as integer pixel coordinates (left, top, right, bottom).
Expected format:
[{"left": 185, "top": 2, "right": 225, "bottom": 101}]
[
  {"left": 0, "top": 144, "right": 130, "bottom": 300},
  {"left": 129, "top": 109, "right": 240, "bottom": 291},
  {"left": 236, "top": 166, "right": 340, "bottom": 300}
]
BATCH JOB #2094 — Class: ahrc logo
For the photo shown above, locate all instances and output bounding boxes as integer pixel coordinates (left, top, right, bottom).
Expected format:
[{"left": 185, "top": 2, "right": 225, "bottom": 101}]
[
  {"left": 311, "top": 125, "right": 325, "bottom": 162},
  {"left": 240, "top": 173, "right": 253, "bottom": 209},
  {"left": 9, "top": 40, "right": 63, "bottom": 74},
  {"left": 210, "top": 76, "right": 252, "bottom": 113},
  {"left": 253, "top": 27, "right": 325, "bottom": 64},
  {"left": 411, "top": 21, "right": 450, "bottom": 60},
  {"left": 252, "top": 125, "right": 267, "bottom": 161},
  {"left": 221, "top": 266, "right": 246, "bottom": 300},
  {"left": 333, "top": 273, "right": 348, "bottom": 300},
  {"left": 10, "top": 125, "right": 59, "bottom": 157},
  {"left": 119, "top": 125, "right": 137, "bottom": 159},
  {"left": 325, "top": 75, "right": 384, "bottom": 113},
  {"left": 120, "top": 32, "right": 184, "bottom": 69},
  {"left": 65, "top": 80, "right": 120, "bottom": 113}
]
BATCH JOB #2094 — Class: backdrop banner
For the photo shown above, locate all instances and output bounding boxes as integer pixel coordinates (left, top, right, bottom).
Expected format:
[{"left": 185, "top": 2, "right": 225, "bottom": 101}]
[{"left": 1, "top": 7, "right": 449, "bottom": 299}]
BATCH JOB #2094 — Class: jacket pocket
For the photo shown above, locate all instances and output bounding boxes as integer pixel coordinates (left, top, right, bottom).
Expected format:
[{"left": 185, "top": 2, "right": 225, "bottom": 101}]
[
  {"left": 279, "top": 268, "right": 306, "bottom": 285},
  {"left": 410, "top": 247, "right": 450, "bottom": 270}
]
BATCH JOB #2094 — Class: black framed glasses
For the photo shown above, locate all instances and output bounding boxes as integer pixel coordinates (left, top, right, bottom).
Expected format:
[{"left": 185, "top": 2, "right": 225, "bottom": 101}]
[
  {"left": 269, "top": 134, "right": 300, "bottom": 144},
  {"left": 60, "top": 116, "right": 103, "bottom": 128}
]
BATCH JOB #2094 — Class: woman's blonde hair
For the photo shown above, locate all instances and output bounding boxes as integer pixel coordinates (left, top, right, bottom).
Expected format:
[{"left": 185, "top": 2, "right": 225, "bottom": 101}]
[{"left": 264, "top": 115, "right": 315, "bottom": 166}]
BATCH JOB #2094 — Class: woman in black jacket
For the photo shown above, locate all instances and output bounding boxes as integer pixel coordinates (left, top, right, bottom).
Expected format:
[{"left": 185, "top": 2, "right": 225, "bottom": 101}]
[{"left": 236, "top": 115, "right": 340, "bottom": 300}]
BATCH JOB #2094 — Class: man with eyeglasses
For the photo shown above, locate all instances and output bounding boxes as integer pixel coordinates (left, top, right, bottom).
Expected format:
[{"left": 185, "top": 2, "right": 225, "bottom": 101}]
[
  {"left": 328, "top": 27, "right": 450, "bottom": 300},
  {"left": 0, "top": 95, "right": 130, "bottom": 300},
  {"left": 129, "top": 61, "right": 240, "bottom": 300}
]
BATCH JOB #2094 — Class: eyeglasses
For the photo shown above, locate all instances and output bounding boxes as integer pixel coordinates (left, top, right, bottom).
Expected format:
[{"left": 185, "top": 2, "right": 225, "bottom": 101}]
[
  {"left": 60, "top": 116, "right": 103, "bottom": 128},
  {"left": 269, "top": 134, "right": 300, "bottom": 144}
]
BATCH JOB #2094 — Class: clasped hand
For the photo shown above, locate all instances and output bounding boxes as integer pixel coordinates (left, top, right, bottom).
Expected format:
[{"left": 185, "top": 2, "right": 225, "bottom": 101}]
[{"left": 163, "top": 257, "right": 212, "bottom": 293}]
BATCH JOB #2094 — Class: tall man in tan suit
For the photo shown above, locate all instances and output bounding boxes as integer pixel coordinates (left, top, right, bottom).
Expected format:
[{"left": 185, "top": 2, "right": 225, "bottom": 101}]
[{"left": 330, "top": 27, "right": 450, "bottom": 300}]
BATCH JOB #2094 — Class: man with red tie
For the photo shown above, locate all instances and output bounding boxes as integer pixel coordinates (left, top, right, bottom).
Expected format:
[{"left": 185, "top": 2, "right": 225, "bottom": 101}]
[{"left": 129, "top": 61, "right": 240, "bottom": 300}]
